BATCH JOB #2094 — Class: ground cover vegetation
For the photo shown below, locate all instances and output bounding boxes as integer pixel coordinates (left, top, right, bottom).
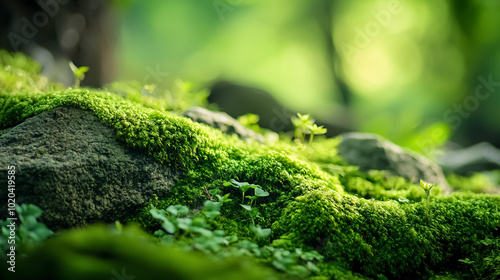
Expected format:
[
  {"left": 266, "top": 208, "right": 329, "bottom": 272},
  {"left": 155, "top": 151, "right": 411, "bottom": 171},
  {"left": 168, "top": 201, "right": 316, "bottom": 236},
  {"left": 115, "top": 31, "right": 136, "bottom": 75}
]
[{"left": 0, "top": 51, "right": 499, "bottom": 279}]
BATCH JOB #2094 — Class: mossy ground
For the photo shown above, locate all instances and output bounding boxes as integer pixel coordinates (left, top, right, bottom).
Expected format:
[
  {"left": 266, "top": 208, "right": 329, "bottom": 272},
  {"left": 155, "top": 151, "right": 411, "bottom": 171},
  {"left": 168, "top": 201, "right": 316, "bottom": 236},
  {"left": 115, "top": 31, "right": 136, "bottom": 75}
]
[{"left": 1, "top": 51, "right": 499, "bottom": 279}]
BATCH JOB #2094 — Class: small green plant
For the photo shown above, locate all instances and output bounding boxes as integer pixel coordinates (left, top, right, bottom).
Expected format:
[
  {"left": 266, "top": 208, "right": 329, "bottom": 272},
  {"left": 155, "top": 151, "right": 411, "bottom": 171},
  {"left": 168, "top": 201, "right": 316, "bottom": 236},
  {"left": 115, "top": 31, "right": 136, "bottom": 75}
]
[
  {"left": 224, "top": 179, "right": 270, "bottom": 224},
  {"left": 237, "top": 113, "right": 261, "bottom": 132},
  {"left": 291, "top": 113, "right": 327, "bottom": 143},
  {"left": 246, "top": 187, "right": 270, "bottom": 206},
  {"left": 208, "top": 188, "right": 232, "bottom": 204},
  {"left": 149, "top": 197, "right": 323, "bottom": 278},
  {"left": 224, "top": 179, "right": 259, "bottom": 204},
  {"left": 308, "top": 123, "right": 327, "bottom": 144},
  {"left": 420, "top": 179, "right": 434, "bottom": 220},
  {"left": 150, "top": 202, "right": 237, "bottom": 253},
  {"left": 69, "top": 61, "right": 89, "bottom": 87},
  {"left": 0, "top": 204, "right": 53, "bottom": 255},
  {"left": 292, "top": 113, "right": 313, "bottom": 142},
  {"left": 240, "top": 204, "right": 262, "bottom": 226}
]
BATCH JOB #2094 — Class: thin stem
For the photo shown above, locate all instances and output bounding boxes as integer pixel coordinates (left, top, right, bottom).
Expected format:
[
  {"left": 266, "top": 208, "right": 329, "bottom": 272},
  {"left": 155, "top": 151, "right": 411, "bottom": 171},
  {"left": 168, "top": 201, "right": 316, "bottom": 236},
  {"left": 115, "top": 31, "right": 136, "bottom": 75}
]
[{"left": 309, "top": 132, "right": 315, "bottom": 144}]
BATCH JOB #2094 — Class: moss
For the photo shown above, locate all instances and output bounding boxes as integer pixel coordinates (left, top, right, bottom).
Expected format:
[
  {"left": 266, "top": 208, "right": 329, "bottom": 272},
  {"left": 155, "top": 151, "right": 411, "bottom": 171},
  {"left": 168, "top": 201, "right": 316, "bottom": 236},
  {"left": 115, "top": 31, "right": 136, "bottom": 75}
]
[
  {"left": 2, "top": 224, "right": 279, "bottom": 280},
  {"left": 447, "top": 172, "right": 500, "bottom": 194},
  {"left": 0, "top": 51, "right": 342, "bottom": 237},
  {"left": 274, "top": 188, "right": 500, "bottom": 279},
  {"left": 2, "top": 51, "right": 500, "bottom": 279}
]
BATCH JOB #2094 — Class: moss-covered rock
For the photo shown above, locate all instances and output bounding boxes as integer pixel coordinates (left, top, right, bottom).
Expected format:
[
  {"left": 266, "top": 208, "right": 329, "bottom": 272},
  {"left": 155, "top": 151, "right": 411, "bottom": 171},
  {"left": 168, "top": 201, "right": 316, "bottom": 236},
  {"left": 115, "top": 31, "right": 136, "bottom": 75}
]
[
  {"left": 338, "top": 132, "right": 452, "bottom": 194},
  {"left": 0, "top": 106, "right": 179, "bottom": 229},
  {"left": 1, "top": 51, "right": 499, "bottom": 279},
  {"left": 274, "top": 188, "right": 500, "bottom": 279}
]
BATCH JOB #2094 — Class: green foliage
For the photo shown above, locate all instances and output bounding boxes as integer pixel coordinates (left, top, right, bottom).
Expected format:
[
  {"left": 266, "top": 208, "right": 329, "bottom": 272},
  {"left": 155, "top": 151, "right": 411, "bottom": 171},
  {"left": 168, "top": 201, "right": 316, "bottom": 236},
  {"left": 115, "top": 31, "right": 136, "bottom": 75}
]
[
  {"left": 237, "top": 113, "right": 260, "bottom": 132},
  {"left": 1, "top": 224, "right": 280, "bottom": 280},
  {"left": 274, "top": 189, "right": 500, "bottom": 279},
  {"left": 291, "top": 113, "right": 327, "bottom": 143},
  {"left": 0, "top": 54, "right": 343, "bottom": 239},
  {"left": 420, "top": 179, "right": 434, "bottom": 220},
  {"left": 2, "top": 51, "right": 500, "bottom": 279},
  {"left": 105, "top": 79, "right": 211, "bottom": 113},
  {"left": 335, "top": 168, "right": 432, "bottom": 202},
  {"left": 0, "top": 50, "right": 62, "bottom": 93},
  {"left": 69, "top": 61, "right": 89, "bottom": 87},
  {"left": 0, "top": 204, "right": 53, "bottom": 256},
  {"left": 149, "top": 198, "right": 323, "bottom": 278},
  {"left": 447, "top": 172, "right": 500, "bottom": 194},
  {"left": 308, "top": 123, "right": 327, "bottom": 144},
  {"left": 224, "top": 179, "right": 260, "bottom": 204}
]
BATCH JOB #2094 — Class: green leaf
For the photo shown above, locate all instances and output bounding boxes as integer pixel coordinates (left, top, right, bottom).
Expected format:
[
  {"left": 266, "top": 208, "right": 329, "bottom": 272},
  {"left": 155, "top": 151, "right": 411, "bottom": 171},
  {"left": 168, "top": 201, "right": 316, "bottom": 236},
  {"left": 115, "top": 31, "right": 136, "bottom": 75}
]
[
  {"left": 154, "top": 229, "right": 165, "bottom": 237},
  {"left": 17, "top": 204, "right": 42, "bottom": 219},
  {"left": 150, "top": 207, "right": 168, "bottom": 222},
  {"left": 204, "top": 201, "right": 221, "bottom": 219},
  {"left": 216, "top": 193, "right": 232, "bottom": 203},
  {"left": 458, "top": 258, "right": 474, "bottom": 265},
  {"left": 240, "top": 204, "right": 252, "bottom": 211},
  {"left": 250, "top": 207, "right": 261, "bottom": 219},
  {"left": 250, "top": 224, "right": 271, "bottom": 239},
  {"left": 69, "top": 61, "right": 78, "bottom": 73},
  {"left": 255, "top": 187, "right": 269, "bottom": 197},
  {"left": 166, "top": 205, "right": 189, "bottom": 217},
  {"left": 75, "top": 66, "right": 89, "bottom": 77},
  {"left": 225, "top": 235, "right": 238, "bottom": 243},
  {"left": 229, "top": 179, "right": 243, "bottom": 187},
  {"left": 308, "top": 124, "right": 327, "bottom": 134},
  {"left": 240, "top": 183, "right": 255, "bottom": 193},
  {"left": 176, "top": 218, "right": 193, "bottom": 230},
  {"left": 420, "top": 180, "right": 433, "bottom": 191},
  {"left": 209, "top": 189, "right": 222, "bottom": 196},
  {"left": 162, "top": 219, "right": 176, "bottom": 234}
]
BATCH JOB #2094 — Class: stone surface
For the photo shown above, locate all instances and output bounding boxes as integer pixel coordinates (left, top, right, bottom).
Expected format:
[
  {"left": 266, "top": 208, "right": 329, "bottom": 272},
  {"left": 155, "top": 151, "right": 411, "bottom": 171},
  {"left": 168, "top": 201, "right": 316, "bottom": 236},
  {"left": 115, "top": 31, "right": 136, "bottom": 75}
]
[
  {"left": 0, "top": 107, "right": 179, "bottom": 230},
  {"left": 338, "top": 132, "right": 452, "bottom": 194},
  {"left": 183, "top": 106, "right": 266, "bottom": 143},
  {"left": 439, "top": 142, "right": 500, "bottom": 175},
  {"left": 208, "top": 81, "right": 352, "bottom": 137}
]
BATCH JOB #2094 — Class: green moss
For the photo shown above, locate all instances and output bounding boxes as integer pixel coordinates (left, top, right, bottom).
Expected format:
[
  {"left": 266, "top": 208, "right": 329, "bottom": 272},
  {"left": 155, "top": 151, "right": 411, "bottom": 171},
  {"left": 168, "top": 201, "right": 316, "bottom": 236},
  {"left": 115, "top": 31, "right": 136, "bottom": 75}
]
[
  {"left": 274, "top": 188, "right": 500, "bottom": 279},
  {"left": 0, "top": 51, "right": 342, "bottom": 237},
  {"left": 2, "top": 51, "right": 500, "bottom": 279},
  {"left": 2, "top": 224, "right": 279, "bottom": 280},
  {"left": 447, "top": 172, "right": 500, "bottom": 194},
  {"left": 0, "top": 50, "right": 62, "bottom": 93}
]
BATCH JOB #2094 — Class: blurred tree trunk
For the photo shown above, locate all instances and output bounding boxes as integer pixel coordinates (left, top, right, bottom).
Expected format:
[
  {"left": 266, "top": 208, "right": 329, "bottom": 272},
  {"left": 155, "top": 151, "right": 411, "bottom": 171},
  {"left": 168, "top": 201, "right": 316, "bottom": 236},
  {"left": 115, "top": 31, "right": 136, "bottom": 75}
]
[{"left": 0, "top": 0, "right": 115, "bottom": 87}]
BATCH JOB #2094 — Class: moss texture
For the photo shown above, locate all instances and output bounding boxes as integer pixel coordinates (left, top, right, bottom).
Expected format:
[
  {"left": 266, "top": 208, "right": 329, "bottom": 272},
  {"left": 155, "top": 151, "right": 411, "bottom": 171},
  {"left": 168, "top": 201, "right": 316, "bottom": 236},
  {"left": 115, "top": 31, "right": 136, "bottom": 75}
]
[
  {"left": 1, "top": 51, "right": 499, "bottom": 279},
  {"left": 1, "top": 224, "right": 280, "bottom": 280}
]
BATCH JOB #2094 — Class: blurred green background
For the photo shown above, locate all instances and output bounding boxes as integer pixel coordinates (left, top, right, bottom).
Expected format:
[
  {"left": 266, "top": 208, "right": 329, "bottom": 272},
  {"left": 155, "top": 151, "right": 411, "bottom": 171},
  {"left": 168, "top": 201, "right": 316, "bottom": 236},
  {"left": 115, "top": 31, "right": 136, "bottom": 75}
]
[
  {"left": 2, "top": 0, "right": 500, "bottom": 154},
  {"left": 115, "top": 0, "right": 500, "bottom": 153}
]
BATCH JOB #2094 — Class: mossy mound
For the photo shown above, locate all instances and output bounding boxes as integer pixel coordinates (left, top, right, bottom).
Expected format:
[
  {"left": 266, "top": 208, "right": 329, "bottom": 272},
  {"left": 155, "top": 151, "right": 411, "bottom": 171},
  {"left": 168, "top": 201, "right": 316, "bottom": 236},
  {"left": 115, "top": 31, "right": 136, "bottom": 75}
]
[
  {"left": 1, "top": 224, "right": 280, "bottom": 280},
  {"left": 1, "top": 51, "right": 499, "bottom": 279}
]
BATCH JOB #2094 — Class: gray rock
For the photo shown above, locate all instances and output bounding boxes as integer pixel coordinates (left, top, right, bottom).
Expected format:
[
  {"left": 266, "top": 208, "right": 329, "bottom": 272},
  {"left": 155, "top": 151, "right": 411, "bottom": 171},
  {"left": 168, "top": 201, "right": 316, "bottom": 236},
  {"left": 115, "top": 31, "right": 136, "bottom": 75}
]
[
  {"left": 0, "top": 107, "right": 179, "bottom": 230},
  {"left": 338, "top": 132, "right": 452, "bottom": 194},
  {"left": 183, "top": 106, "right": 265, "bottom": 143},
  {"left": 208, "top": 81, "right": 352, "bottom": 137},
  {"left": 439, "top": 142, "right": 500, "bottom": 175}
]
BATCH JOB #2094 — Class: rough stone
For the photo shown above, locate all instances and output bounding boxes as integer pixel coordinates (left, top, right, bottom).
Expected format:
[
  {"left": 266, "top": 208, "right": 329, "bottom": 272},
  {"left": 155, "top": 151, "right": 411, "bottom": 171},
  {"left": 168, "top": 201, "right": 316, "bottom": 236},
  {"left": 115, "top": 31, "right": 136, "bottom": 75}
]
[
  {"left": 337, "top": 132, "right": 452, "bottom": 194},
  {"left": 0, "top": 107, "right": 179, "bottom": 230},
  {"left": 183, "top": 106, "right": 265, "bottom": 143}
]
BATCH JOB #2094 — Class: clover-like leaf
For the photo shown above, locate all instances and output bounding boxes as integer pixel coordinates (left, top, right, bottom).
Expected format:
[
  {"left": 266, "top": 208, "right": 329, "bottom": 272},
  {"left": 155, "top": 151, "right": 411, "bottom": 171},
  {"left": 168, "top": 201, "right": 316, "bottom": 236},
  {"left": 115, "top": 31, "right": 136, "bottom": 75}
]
[
  {"left": 240, "top": 204, "right": 252, "bottom": 211},
  {"left": 166, "top": 205, "right": 189, "bottom": 217},
  {"left": 255, "top": 187, "right": 269, "bottom": 197}
]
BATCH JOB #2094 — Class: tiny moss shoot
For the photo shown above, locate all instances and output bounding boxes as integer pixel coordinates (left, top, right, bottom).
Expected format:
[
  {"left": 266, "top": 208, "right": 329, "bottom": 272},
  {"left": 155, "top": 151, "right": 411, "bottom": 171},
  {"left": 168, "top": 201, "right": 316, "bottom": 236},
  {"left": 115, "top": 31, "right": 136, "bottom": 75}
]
[
  {"left": 420, "top": 179, "right": 434, "bottom": 220},
  {"left": 69, "top": 61, "right": 89, "bottom": 87}
]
